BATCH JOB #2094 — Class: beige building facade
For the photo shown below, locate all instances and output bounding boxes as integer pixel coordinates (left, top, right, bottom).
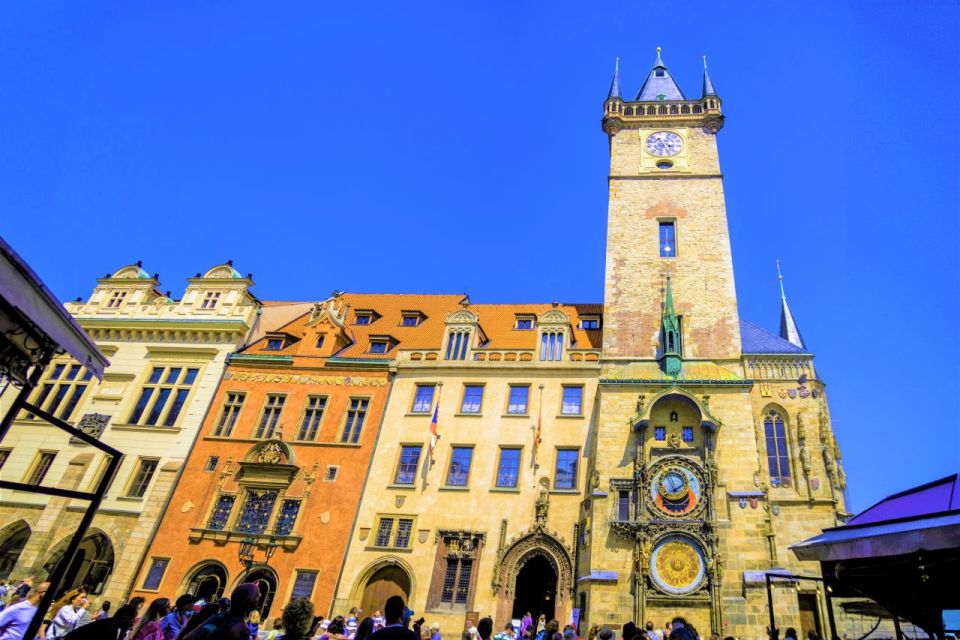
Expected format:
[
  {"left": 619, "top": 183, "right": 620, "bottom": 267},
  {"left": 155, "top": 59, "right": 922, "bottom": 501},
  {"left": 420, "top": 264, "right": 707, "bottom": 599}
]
[
  {"left": 574, "top": 53, "right": 848, "bottom": 640},
  {"left": 333, "top": 301, "right": 603, "bottom": 631},
  {"left": 0, "top": 261, "right": 261, "bottom": 604}
]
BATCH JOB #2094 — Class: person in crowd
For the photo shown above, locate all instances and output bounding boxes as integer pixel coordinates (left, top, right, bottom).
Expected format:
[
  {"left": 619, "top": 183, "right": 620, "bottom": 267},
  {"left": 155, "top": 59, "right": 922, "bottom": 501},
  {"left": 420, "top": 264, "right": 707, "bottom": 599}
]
[
  {"left": 521, "top": 614, "right": 532, "bottom": 638},
  {"left": 14, "top": 578, "right": 33, "bottom": 601},
  {"left": 622, "top": 623, "right": 637, "bottom": 640},
  {"left": 536, "top": 617, "right": 546, "bottom": 637},
  {"left": 63, "top": 603, "right": 137, "bottom": 640},
  {"left": 218, "top": 598, "right": 232, "bottom": 614},
  {"left": 371, "top": 611, "right": 384, "bottom": 632},
  {"left": 643, "top": 623, "right": 658, "bottom": 640},
  {"left": 667, "top": 621, "right": 695, "bottom": 640},
  {"left": 246, "top": 610, "right": 260, "bottom": 639},
  {"left": 159, "top": 595, "right": 199, "bottom": 640},
  {"left": 783, "top": 629, "right": 798, "bottom": 640},
  {"left": 346, "top": 608, "right": 360, "bottom": 638},
  {"left": 562, "top": 627, "right": 577, "bottom": 640},
  {"left": 182, "top": 583, "right": 260, "bottom": 640},
  {"left": 129, "top": 597, "right": 147, "bottom": 613},
  {"left": 597, "top": 627, "right": 614, "bottom": 640},
  {"left": 356, "top": 618, "right": 375, "bottom": 640},
  {"left": 278, "top": 598, "right": 321, "bottom": 640},
  {"left": 370, "top": 596, "right": 418, "bottom": 640},
  {"left": 95, "top": 602, "right": 111, "bottom": 621},
  {"left": 46, "top": 588, "right": 87, "bottom": 638},
  {"left": 0, "top": 580, "right": 49, "bottom": 640},
  {"left": 73, "top": 599, "right": 94, "bottom": 629},
  {"left": 429, "top": 622, "right": 442, "bottom": 640},
  {"left": 130, "top": 598, "right": 171, "bottom": 640},
  {"left": 328, "top": 615, "right": 347, "bottom": 637},
  {"left": 264, "top": 617, "right": 282, "bottom": 640},
  {"left": 478, "top": 618, "right": 493, "bottom": 640},
  {"left": 175, "top": 603, "right": 219, "bottom": 640},
  {"left": 805, "top": 631, "right": 819, "bottom": 640},
  {"left": 0, "top": 581, "right": 7, "bottom": 612},
  {"left": 586, "top": 625, "right": 599, "bottom": 640}
]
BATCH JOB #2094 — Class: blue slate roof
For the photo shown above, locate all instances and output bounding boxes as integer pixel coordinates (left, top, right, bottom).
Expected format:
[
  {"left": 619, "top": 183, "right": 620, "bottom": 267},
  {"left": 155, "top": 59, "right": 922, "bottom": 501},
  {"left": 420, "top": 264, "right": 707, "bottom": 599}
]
[
  {"left": 740, "top": 319, "right": 807, "bottom": 354},
  {"left": 636, "top": 49, "right": 686, "bottom": 101}
]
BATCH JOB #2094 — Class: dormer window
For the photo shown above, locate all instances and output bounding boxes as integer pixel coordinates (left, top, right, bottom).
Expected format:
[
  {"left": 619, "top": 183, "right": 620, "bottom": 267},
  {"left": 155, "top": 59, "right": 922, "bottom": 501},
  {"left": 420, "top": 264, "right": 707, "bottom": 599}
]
[
  {"left": 266, "top": 339, "right": 284, "bottom": 351},
  {"left": 445, "top": 330, "right": 470, "bottom": 361},
  {"left": 316, "top": 335, "right": 325, "bottom": 348},
  {"left": 580, "top": 316, "right": 600, "bottom": 330},
  {"left": 540, "top": 330, "right": 565, "bottom": 361},
  {"left": 355, "top": 311, "right": 374, "bottom": 326},
  {"left": 201, "top": 291, "right": 221, "bottom": 309},
  {"left": 515, "top": 315, "right": 535, "bottom": 330},
  {"left": 401, "top": 312, "right": 423, "bottom": 327},
  {"left": 655, "top": 69, "right": 665, "bottom": 78},
  {"left": 106, "top": 291, "right": 127, "bottom": 309},
  {"left": 369, "top": 339, "right": 390, "bottom": 354}
]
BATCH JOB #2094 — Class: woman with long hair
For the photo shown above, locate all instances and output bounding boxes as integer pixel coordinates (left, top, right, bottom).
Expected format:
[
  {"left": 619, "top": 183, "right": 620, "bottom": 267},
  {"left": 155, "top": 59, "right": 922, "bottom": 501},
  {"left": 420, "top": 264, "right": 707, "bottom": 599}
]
[
  {"left": 130, "top": 597, "right": 171, "bottom": 640},
  {"left": 46, "top": 588, "right": 86, "bottom": 638},
  {"left": 355, "top": 617, "right": 375, "bottom": 640}
]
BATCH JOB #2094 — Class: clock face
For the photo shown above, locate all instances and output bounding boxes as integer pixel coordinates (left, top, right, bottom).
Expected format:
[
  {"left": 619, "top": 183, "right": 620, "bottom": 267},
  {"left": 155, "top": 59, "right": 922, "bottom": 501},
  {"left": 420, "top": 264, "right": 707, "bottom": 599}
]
[
  {"left": 649, "top": 461, "right": 704, "bottom": 518},
  {"left": 645, "top": 131, "right": 683, "bottom": 157},
  {"left": 660, "top": 471, "right": 686, "bottom": 497}
]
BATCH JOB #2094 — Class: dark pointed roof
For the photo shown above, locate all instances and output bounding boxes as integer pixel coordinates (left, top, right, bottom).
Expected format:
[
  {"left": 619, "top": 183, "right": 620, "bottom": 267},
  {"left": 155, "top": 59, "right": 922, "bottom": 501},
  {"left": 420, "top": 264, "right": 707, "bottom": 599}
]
[
  {"left": 636, "top": 47, "right": 686, "bottom": 101},
  {"left": 740, "top": 320, "right": 806, "bottom": 354},
  {"left": 607, "top": 57, "right": 622, "bottom": 100},
  {"left": 702, "top": 55, "right": 717, "bottom": 97}
]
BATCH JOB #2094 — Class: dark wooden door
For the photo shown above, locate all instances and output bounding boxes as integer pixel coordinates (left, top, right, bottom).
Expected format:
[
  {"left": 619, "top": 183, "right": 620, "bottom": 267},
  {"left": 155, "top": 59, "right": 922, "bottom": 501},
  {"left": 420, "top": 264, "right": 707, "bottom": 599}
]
[
  {"left": 798, "top": 593, "right": 822, "bottom": 640},
  {"left": 361, "top": 566, "right": 410, "bottom": 615}
]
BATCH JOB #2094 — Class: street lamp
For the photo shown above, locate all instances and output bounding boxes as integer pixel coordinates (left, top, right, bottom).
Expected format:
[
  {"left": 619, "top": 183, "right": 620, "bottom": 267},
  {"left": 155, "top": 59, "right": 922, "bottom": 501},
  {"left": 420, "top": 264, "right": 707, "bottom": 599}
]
[{"left": 237, "top": 536, "right": 280, "bottom": 579}]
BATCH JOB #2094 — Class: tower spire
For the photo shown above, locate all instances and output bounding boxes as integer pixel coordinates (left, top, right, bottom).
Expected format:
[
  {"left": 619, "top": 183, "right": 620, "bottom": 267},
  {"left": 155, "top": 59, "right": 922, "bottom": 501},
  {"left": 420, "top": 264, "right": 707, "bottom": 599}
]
[
  {"left": 777, "top": 260, "right": 806, "bottom": 349},
  {"left": 660, "top": 274, "right": 682, "bottom": 376},
  {"left": 702, "top": 54, "right": 717, "bottom": 97},
  {"left": 636, "top": 46, "right": 686, "bottom": 101},
  {"left": 607, "top": 57, "right": 622, "bottom": 101}
]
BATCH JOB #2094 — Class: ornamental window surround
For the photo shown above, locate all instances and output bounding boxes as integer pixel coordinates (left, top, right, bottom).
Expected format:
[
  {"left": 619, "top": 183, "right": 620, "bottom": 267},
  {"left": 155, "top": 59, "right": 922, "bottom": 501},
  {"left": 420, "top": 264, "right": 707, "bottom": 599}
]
[
  {"left": 200, "top": 291, "right": 221, "bottom": 309},
  {"left": 445, "top": 330, "right": 471, "bottom": 360},
  {"left": 540, "top": 330, "right": 565, "bottom": 361},
  {"left": 427, "top": 531, "right": 485, "bottom": 611},
  {"left": 764, "top": 409, "right": 792, "bottom": 488}
]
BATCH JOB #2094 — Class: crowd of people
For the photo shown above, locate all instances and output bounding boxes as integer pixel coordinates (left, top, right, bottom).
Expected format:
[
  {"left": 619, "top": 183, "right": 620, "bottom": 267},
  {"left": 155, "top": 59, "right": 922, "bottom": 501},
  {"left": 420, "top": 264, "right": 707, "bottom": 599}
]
[{"left": 0, "top": 577, "right": 818, "bottom": 640}]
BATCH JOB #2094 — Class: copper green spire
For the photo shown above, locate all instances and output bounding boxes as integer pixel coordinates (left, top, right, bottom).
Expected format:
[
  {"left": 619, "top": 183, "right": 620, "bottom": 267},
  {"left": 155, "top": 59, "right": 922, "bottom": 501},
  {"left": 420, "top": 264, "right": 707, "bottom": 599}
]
[{"left": 660, "top": 274, "right": 682, "bottom": 376}]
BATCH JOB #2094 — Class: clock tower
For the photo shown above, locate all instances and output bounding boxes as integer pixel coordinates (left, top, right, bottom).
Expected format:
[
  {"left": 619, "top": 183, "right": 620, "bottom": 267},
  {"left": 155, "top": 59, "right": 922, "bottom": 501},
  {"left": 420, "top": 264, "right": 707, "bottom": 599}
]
[{"left": 580, "top": 50, "right": 848, "bottom": 638}]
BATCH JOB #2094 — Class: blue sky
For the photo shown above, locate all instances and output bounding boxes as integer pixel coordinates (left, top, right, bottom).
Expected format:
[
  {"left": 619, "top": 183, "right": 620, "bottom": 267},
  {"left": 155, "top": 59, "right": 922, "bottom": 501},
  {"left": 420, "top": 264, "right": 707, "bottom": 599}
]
[{"left": 1, "top": 2, "right": 957, "bottom": 511}]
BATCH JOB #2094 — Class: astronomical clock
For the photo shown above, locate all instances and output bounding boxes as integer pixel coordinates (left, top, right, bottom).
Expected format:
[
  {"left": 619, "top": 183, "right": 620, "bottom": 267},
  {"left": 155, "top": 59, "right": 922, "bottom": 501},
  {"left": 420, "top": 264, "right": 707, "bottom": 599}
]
[{"left": 609, "top": 393, "right": 723, "bottom": 626}]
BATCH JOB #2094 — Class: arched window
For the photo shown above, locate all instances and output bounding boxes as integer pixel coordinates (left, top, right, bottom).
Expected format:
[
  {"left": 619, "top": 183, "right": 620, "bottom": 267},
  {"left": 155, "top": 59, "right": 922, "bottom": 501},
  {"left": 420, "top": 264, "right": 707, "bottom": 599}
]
[
  {"left": 445, "top": 330, "right": 470, "bottom": 360},
  {"left": 540, "top": 331, "right": 564, "bottom": 361},
  {"left": 764, "top": 410, "right": 791, "bottom": 487}
]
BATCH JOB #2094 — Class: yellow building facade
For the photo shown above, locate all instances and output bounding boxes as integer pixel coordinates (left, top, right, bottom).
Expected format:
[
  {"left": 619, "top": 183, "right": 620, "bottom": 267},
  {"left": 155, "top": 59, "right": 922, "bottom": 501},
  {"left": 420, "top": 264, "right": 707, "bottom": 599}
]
[{"left": 0, "top": 262, "right": 261, "bottom": 604}]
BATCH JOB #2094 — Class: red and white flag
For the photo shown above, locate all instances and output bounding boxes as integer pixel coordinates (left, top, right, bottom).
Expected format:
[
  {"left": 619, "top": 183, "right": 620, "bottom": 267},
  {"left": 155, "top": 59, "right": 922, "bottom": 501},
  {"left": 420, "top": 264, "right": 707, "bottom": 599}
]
[{"left": 429, "top": 400, "right": 441, "bottom": 456}]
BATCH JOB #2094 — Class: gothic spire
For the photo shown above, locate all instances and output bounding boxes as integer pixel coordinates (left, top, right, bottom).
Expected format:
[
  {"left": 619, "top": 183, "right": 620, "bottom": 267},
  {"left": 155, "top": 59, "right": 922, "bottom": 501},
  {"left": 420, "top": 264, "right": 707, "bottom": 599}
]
[
  {"left": 660, "top": 274, "right": 682, "bottom": 376},
  {"left": 607, "top": 57, "right": 622, "bottom": 101},
  {"left": 636, "top": 47, "right": 686, "bottom": 101},
  {"left": 777, "top": 260, "right": 807, "bottom": 349},
  {"left": 702, "top": 55, "right": 717, "bottom": 97}
]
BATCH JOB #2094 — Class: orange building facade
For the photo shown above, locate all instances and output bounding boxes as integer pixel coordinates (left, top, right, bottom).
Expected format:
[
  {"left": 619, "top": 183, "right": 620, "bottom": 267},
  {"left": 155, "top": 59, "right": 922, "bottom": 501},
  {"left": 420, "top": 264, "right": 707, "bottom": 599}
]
[{"left": 128, "top": 293, "right": 456, "bottom": 617}]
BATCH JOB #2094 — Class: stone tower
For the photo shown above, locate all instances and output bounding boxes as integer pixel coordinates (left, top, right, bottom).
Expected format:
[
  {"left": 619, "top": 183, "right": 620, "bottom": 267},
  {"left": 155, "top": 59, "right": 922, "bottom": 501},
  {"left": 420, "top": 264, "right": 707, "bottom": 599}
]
[{"left": 578, "top": 51, "right": 848, "bottom": 639}]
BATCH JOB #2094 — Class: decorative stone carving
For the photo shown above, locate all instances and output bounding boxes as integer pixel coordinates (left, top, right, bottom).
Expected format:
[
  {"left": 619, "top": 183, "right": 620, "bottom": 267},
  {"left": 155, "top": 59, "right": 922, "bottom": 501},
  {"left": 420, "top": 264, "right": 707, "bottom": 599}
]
[
  {"left": 535, "top": 486, "right": 550, "bottom": 528},
  {"left": 70, "top": 413, "right": 110, "bottom": 445},
  {"left": 492, "top": 526, "right": 574, "bottom": 596},
  {"left": 395, "top": 495, "right": 406, "bottom": 508},
  {"left": 667, "top": 432, "right": 683, "bottom": 449},
  {"left": 257, "top": 442, "right": 284, "bottom": 464},
  {"left": 437, "top": 530, "right": 485, "bottom": 558}
]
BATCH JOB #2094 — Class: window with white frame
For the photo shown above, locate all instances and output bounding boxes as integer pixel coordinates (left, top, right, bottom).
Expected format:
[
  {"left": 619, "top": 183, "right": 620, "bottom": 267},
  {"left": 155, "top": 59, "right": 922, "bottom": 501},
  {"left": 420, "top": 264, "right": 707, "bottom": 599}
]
[
  {"left": 540, "top": 330, "right": 565, "bottom": 361},
  {"left": 27, "top": 362, "right": 93, "bottom": 422},
  {"left": 128, "top": 366, "right": 200, "bottom": 427}
]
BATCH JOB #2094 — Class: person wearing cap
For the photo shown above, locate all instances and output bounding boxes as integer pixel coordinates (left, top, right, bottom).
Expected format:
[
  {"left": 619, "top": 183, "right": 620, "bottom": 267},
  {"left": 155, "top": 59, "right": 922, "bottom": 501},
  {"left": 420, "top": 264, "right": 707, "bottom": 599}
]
[
  {"left": 597, "top": 626, "right": 614, "bottom": 640},
  {"left": 159, "top": 594, "right": 199, "bottom": 640},
  {"left": 430, "top": 622, "right": 442, "bottom": 640}
]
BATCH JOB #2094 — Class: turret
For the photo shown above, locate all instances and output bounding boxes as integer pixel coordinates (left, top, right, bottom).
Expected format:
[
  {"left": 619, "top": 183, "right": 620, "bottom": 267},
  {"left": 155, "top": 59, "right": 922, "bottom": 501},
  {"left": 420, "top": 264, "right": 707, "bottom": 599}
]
[
  {"left": 777, "top": 260, "right": 807, "bottom": 350},
  {"left": 659, "top": 275, "right": 683, "bottom": 376}
]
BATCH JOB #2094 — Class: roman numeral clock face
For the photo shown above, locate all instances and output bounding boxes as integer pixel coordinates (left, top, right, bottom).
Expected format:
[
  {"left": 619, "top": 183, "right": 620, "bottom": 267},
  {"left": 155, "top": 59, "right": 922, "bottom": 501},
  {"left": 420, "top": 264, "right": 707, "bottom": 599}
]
[{"left": 645, "top": 131, "right": 683, "bottom": 157}]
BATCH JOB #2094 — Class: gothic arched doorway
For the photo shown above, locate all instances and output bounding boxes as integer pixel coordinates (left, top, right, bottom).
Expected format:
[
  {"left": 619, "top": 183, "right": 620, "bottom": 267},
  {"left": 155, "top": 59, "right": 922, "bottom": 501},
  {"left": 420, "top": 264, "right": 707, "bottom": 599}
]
[
  {"left": 245, "top": 568, "right": 278, "bottom": 619},
  {"left": 42, "top": 531, "right": 114, "bottom": 596},
  {"left": 186, "top": 562, "right": 229, "bottom": 603},
  {"left": 0, "top": 522, "right": 31, "bottom": 581},
  {"left": 360, "top": 564, "right": 411, "bottom": 615},
  {"left": 512, "top": 554, "right": 558, "bottom": 621}
]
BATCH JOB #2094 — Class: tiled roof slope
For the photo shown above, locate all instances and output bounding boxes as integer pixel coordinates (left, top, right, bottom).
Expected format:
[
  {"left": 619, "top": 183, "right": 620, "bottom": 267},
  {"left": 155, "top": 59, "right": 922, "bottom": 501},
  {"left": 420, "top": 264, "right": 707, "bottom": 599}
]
[
  {"left": 470, "top": 303, "right": 602, "bottom": 350},
  {"left": 740, "top": 319, "right": 806, "bottom": 354}
]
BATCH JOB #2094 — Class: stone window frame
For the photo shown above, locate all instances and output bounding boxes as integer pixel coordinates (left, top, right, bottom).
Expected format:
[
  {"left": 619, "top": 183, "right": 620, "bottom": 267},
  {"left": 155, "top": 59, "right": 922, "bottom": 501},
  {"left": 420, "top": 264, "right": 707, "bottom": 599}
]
[
  {"left": 295, "top": 395, "right": 328, "bottom": 442},
  {"left": 338, "top": 396, "right": 372, "bottom": 445},
  {"left": 425, "top": 530, "right": 485, "bottom": 612},
  {"left": 368, "top": 514, "right": 418, "bottom": 551},
  {"left": 212, "top": 391, "right": 246, "bottom": 437},
  {"left": 23, "top": 450, "right": 57, "bottom": 486},
  {"left": 123, "top": 457, "right": 160, "bottom": 499},
  {"left": 139, "top": 557, "right": 170, "bottom": 592},
  {"left": 125, "top": 363, "right": 204, "bottom": 429}
]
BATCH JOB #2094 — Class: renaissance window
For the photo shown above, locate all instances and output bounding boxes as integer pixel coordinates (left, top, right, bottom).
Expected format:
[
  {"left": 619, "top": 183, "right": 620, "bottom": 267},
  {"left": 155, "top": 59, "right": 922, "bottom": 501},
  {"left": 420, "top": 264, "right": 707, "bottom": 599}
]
[
  {"left": 254, "top": 395, "right": 286, "bottom": 439},
  {"left": 25, "top": 451, "right": 56, "bottom": 486},
  {"left": 561, "top": 386, "right": 583, "bottom": 415},
  {"left": 554, "top": 449, "right": 579, "bottom": 490},
  {"left": 297, "top": 396, "right": 327, "bottom": 441},
  {"left": 207, "top": 494, "right": 236, "bottom": 530},
  {"left": 213, "top": 392, "right": 245, "bottom": 436},
  {"left": 446, "top": 447, "right": 473, "bottom": 487},
  {"left": 496, "top": 448, "right": 521, "bottom": 488},
  {"left": 372, "top": 517, "right": 415, "bottom": 549},
  {"left": 506, "top": 385, "right": 529, "bottom": 415},
  {"left": 28, "top": 362, "right": 93, "bottom": 422},
  {"left": 655, "top": 426, "right": 666, "bottom": 441},
  {"left": 128, "top": 366, "right": 199, "bottom": 427},
  {"left": 394, "top": 445, "right": 422, "bottom": 485},
  {"left": 440, "top": 557, "right": 473, "bottom": 606},
  {"left": 341, "top": 398, "right": 369, "bottom": 444},
  {"left": 617, "top": 490, "right": 631, "bottom": 521},
  {"left": 540, "top": 331, "right": 564, "bottom": 361},
  {"left": 445, "top": 330, "right": 470, "bottom": 360},
  {"left": 274, "top": 499, "right": 302, "bottom": 535},
  {"left": 200, "top": 291, "right": 221, "bottom": 309},
  {"left": 106, "top": 291, "right": 127, "bottom": 308},
  {"left": 682, "top": 426, "right": 694, "bottom": 442},
  {"left": 659, "top": 221, "right": 676, "bottom": 258},
  {"left": 236, "top": 489, "right": 279, "bottom": 534},
  {"left": 460, "top": 385, "right": 483, "bottom": 414},
  {"left": 126, "top": 458, "right": 159, "bottom": 498},
  {"left": 204, "top": 456, "right": 220, "bottom": 472},
  {"left": 764, "top": 410, "right": 792, "bottom": 488},
  {"left": 412, "top": 385, "right": 435, "bottom": 414}
]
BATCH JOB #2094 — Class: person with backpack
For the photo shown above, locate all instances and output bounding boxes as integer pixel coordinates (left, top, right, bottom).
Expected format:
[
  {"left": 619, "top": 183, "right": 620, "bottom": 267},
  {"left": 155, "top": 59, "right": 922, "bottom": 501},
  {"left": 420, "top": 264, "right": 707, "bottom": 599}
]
[{"left": 181, "top": 583, "right": 260, "bottom": 640}]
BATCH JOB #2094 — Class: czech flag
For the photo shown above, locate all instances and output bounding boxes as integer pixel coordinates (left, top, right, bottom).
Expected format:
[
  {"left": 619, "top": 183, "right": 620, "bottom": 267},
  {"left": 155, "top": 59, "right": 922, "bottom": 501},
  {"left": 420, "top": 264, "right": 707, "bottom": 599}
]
[{"left": 429, "top": 402, "right": 440, "bottom": 455}]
